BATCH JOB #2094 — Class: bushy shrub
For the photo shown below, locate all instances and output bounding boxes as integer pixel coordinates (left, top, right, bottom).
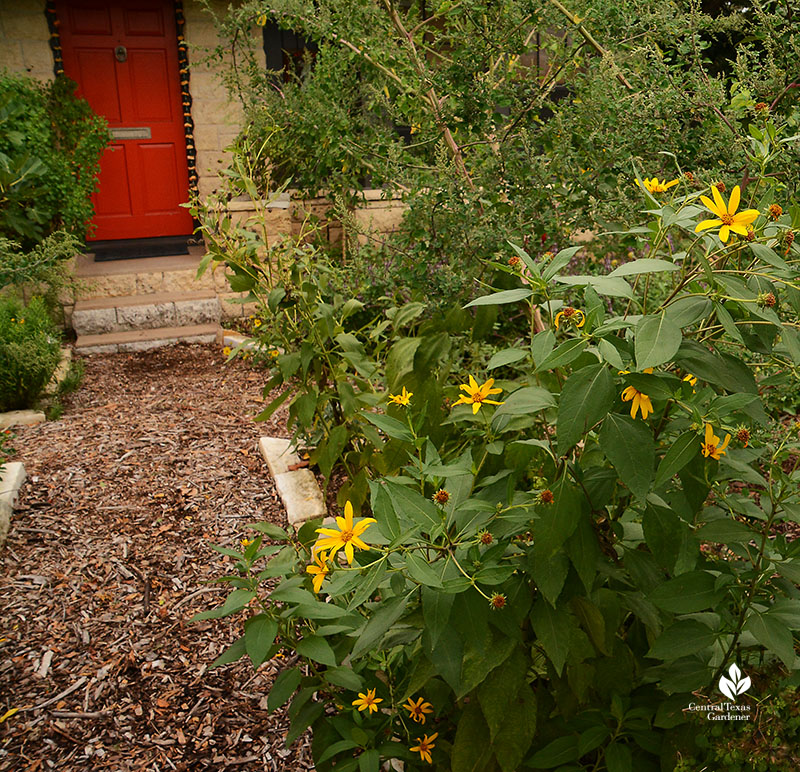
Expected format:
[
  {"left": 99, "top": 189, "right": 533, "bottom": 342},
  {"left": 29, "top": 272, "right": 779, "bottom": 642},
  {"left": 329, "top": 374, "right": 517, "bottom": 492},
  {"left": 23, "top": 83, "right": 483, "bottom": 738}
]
[
  {"left": 195, "top": 102, "right": 800, "bottom": 770},
  {"left": 208, "top": 0, "right": 800, "bottom": 306},
  {"left": 0, "top": 72, "right": 108, "bottom": 246},
  {"left": 0, "top": 295, "right": 62, "bottom": 412}
]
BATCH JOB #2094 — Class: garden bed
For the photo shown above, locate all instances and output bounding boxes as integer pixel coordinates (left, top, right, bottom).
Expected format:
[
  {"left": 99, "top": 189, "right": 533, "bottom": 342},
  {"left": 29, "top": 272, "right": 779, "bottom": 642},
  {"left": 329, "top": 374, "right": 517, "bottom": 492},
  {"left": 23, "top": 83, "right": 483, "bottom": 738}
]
[{"left": 0, "top": 343, "right": 315, "bottom": 772}]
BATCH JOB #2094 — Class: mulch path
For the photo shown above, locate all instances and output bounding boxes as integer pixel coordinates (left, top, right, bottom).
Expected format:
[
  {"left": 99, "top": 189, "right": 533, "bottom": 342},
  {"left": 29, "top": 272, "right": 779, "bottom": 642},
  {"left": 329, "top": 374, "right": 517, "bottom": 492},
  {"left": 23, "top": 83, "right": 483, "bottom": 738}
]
[{"left": 0, "top": 343, "right": 316, "bottom": 772}]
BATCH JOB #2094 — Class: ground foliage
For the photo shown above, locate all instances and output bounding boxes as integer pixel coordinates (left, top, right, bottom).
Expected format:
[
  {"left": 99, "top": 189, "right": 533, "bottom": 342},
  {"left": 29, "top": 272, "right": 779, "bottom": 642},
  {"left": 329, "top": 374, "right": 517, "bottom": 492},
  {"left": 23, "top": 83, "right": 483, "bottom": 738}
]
[
  {"left": 194, "top": 81, "right": 800, "bottom": 770},
  {"left": 0, "top": 74, "right": 108, "bottom": 247},
  {"left": 206, "top": 0, "right": 800, "bottom": 307}
]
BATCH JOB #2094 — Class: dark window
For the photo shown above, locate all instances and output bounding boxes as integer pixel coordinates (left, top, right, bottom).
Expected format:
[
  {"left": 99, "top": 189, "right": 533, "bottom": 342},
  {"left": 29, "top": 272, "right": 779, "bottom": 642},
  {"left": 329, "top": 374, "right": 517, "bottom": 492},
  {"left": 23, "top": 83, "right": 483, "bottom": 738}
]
[{"left": 262, "top": 20, "right": 317, "bottom": 81}]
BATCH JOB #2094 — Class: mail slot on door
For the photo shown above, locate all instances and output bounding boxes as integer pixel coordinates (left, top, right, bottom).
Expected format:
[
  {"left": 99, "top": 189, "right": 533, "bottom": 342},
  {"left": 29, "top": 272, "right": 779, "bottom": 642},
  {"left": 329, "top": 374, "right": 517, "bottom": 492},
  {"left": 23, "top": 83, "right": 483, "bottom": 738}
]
[{"left": 110, "top": 127, "right": 152, "bottom": 140}]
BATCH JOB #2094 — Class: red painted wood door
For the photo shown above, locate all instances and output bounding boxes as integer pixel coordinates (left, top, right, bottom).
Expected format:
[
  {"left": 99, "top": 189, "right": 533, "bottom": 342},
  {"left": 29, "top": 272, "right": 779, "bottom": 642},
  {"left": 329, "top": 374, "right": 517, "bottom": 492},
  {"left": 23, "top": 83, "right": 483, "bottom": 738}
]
[{"left": 56, "top": 0, "right": 193, "bottom": 241}]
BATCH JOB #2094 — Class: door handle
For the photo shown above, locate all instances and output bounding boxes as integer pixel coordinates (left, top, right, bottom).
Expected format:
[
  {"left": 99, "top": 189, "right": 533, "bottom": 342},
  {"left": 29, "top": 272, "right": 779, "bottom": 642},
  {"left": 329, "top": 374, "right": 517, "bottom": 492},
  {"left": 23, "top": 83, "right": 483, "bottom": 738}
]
[{"left": 115, "top": 45, "right": 127, "bottom": 62}]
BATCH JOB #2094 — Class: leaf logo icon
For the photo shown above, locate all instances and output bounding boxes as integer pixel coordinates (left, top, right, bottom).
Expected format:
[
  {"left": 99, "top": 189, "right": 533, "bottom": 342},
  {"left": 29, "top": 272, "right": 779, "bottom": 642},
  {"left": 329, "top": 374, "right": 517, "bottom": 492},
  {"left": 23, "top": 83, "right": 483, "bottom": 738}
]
[{"left": 719, "top": 663, "right": 751, "bottom": 701}]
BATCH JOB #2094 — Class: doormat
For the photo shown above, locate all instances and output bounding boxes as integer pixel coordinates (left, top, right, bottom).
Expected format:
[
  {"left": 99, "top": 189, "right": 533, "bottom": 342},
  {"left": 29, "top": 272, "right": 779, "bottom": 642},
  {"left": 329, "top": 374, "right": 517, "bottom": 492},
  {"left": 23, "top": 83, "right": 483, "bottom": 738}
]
[{"left": 90, "top": 236, "right": 190, "bottom": 261}]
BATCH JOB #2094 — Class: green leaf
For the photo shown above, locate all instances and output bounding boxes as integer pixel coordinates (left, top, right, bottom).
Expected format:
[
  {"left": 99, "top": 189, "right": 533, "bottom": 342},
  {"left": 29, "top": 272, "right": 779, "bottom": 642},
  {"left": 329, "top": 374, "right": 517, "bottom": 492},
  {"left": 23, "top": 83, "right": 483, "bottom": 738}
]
[
  {"left": 351, "top": 594, "right": 408, "bottom": 659},
  {"left": 599, "top": 413, "right": 654, "bottom": 500},
  {"left": 248, "top": 522, "right": 289, "bottom": 540},
  {"left": 604, "top": 742, "right": 633, "bottom": 772},
  {"left": 492, "top": 682, "right": 537, "bottom": 771},
  {"left": 244, "top": 615, "right": 278, "bottom": 669},
  {"left": 384, "top": 481, "right": 441, "bottom": 532},
  {"left": 530, "top": 599, "right": 572, "bottom": 676},
  {"left": 492, "top": 386, "right": 555, "bottom": 429},
  {"left": 695, "top": 519, "right": 755, "bottom": 544},
  {"left": 293, "top": 602, "right": 350, "bottom": 620},
  {"left": 555, "top": 274, "right": 633, "bottom": 298},
  {"left": 487, "top": 347, "right": 528, "bottom": 370},
  {"left": 578, "top": 725, "right": 610, "bottom": 755},
  {"left": 451, "top": 701, "right": 493, "bottom": 772},
  {"left": 664, "top": 295, "right": 713, "bottom": 328},
  {"left": 324, "top": 666, "right": 364, "bottom": 691},
  {"left": 422, "top": 587, "right": 455, "bottom": 650},
  {"left": 464, "top": 288, "right": 533, "bottom": 307},
  {"left": 535, "top": 338, "right": 588, "bottom": 372},
  {"left": 597, "top": 338, "right": 625, "bottom": 370},
  {"left": 750, "top": 242, "right": 789, "bottom": 271},
  {"left": 635, "top": 313, "right": 682, "bottom": 370},
  {"left": 654, "top": 431, "right": 700, "bottom": 487},
  {"left": 296, "top": 635, "right": 338, "bottom": 667},
  {"left": 477, "top": 647, "right": 526, "bottom": 740},
  {"left": 358, "top": 750, "right": 380, "bottom": 772},
  {"left": 316, "top": 424, "right": 349, "bottom": 480},
  {"left": 543, "top": 246, "right": 582, "bottom": 280},
  {"left": 609, "top": 258, "right": 679, "bottom": 277},
  {"left": 556, "top": 364, "right": 615, "bottom": 453},
  {"left": 744, "top": 611, "right": 796, "bottom": 668},
  {"left": 650, "top": 571, "right": 718, "bottom": 613},
  {"left": 405, "top": 552, "right": 444, "bottom": 588},
  {"left": 528, "top": 735, "right": 580, "bottom": 768},
  {"left": 191, "top": 588, "right": 256, "bottom": 622},
  {"left": 647, "top": 620, "right": 717, "bottom": 660},
  {"left": 531, "top": 329, "right": 556, "bottom": 367},
  {"left": 267, "top": 667, "right": 302, "bottom": 712},
  {"left": 210, "top": 636, "right": 247, "bottom": 669}
]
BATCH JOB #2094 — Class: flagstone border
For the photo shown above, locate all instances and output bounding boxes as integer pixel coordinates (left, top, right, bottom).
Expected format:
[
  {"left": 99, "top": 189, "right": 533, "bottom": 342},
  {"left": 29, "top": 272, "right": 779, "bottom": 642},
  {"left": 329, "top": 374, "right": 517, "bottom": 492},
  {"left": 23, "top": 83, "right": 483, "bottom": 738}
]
[{"left": 0, "top": 461, "right": 26, "bottom": 550}]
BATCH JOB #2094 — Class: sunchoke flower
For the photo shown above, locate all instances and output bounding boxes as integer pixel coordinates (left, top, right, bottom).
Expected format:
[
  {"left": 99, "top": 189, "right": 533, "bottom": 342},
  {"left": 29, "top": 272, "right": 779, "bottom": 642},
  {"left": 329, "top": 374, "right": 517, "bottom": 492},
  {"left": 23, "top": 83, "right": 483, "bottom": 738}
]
[
  {"left": 639, "top": 177, "right": 680, "bottom": 194},
  {"left": 620, "top": 368, "right": 654, "bottom": 420},
  {"left": 352, "top": 688, "right": 382, "bottom": 714},
  {"left": 410, "top": 733, "right": 438, "bottom": 763},
  {"left": 403, "top": 696, "right": 434, "bottom": 724},
  {"left": 305, "top": 552, "right": 330, "bottom": 593},
  {"left": 554, "top": 307, "right": 585, "bottom": 329},
  {"left": 452, "top": 376, "right": 504, "bottom": 414},
  {"left": 314, "top": 501, "right": 375, "bottom": 564},
  {"left": 388, "top": 386, "right": 413, "bottom": 407},
  {"left": 702, "top": 423, "right": 730, "bottom": 460},
  {"left": 695, "top": 185, "right": 759, "bottom": 243}
]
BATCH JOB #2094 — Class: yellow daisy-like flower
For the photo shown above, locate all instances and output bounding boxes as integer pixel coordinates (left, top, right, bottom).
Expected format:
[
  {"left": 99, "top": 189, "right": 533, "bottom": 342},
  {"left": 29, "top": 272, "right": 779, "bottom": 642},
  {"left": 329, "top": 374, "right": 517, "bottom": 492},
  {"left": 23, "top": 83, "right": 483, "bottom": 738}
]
[
  {"left": 240, "top": 537, "right": 254, "bottom": 548},
  {"left": 352, "top": 688, "right": 383, "bottom": 714},
  {"left": 452, "top": 376, "right": 504, "bottom": 414},
  {"left": 252, "top": 318, "right": 262, "bottom": 328},
  {"left": 683, "top": 373, "right": 698, "bottom": 388},
  {"left": 410, "top": 733, "right": 438, "bottom": 764},
  {"left": 554, "top": 307, "right": 585, "bottom": 329},
  {"left": 403, "top": 696, "right": 434, "bottom": 724},
  {"left": 269, "top": 348, "right": 280, "bottom": 358},
  {"left": 620, "top": 368, "right": 654, "bottom": 420},
  {"left": 702, "top": 423, "right": 730, "bottom": 460},
  {"left": 314, "top": 501, "right": 376, "bottom": 564},
  {"left": 388, "top": 386, "right": 413, "bottom": 407},
  {"left": 639, "top": 176, "right": 680, "bottom": 194},
  {"left": 223, "top": 346, "right": 232, "bottom": 357},
  {"left": 305, "top": 551, "right": 330, "bottom": 594},
  {"left": 256, "top": 13, "right": 268, "bottom": 26},
  {"left": 695, "top": 185, "right": 760, "bottom": 243}
]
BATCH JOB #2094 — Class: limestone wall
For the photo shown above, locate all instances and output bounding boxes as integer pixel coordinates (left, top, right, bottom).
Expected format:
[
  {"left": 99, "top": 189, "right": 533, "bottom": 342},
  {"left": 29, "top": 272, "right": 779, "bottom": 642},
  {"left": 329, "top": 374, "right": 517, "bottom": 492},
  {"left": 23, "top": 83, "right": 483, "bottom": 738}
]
[
  {"left": 0, "top": 0, "right": 52, "bottom": 81},
  {"left": 183, "top": 0, "right": 265, "bottom": 200}
]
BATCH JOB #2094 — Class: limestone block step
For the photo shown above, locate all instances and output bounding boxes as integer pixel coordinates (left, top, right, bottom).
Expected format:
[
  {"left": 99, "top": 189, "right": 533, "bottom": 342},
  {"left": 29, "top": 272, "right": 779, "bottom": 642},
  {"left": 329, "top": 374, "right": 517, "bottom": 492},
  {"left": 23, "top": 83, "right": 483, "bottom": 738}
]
[
  {"left": 72, "top": 291, "right": 221, "bottom": 335},
  {"left": 76, "top": 323, "right": 220, "bottom": 354}
]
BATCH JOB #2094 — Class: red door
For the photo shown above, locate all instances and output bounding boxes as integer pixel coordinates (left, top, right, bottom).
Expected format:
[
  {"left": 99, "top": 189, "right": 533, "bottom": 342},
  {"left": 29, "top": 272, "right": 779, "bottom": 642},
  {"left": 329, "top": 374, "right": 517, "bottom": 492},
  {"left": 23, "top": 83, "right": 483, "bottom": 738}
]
[{"left": 56, "top": 0, "right": 193, "bottom": 241}]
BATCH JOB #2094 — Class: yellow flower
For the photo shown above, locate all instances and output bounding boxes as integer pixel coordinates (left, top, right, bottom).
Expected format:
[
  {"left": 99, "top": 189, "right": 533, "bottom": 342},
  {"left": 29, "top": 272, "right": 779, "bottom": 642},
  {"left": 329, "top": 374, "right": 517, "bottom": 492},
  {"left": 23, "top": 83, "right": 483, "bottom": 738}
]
[
  {"left": 256, "top": 13, "right": 267, "bottom": 26},
  {"left": 620, "top": 368, "right": 654, "bottom": 420},
  {"left": 240, "top": 537, "right": 253, "bottom": 548},
  {"left": 253, "top": 318, "right": 262, "bottom": 328},
  {"left": 410, "top": 732, "right": 438, "bottom": 763},
  {"left": 554, "top": 307, "right": 585, "bottom": 329},
  {"left": 352, "top": 688, "right": 383, "bottom": 714},
  {"left": 403, "top": 696, "right": 434, "bottom": 724},
  {"left": 452, "top": 375, "right": 504, "bottom": 414},
  {"left": 314, "top": 501, "right": 376, "bottom": 564},
  {"left": 683, "top": 373, "right": 698, "bottom": 388},
  {"left": 695, "top": 185, "right": 760, "bottom": 243},
  {"left": 639, "top": 177, "right": 680, "bottom": 194},
  {"left": 305, "top": 551, "right": 330, "bottom": 594},
  {"left": 702, "top": 423, "right": 730, "bottom": 460},
  {"left": 388, "top": 386, "right": 413, "bottom": 407},
  {"left": 269, "top": 348, "right": 280, "bottom": 358},
  {"left": 223, "top": 346, "right": 232, "bottom": 357}
]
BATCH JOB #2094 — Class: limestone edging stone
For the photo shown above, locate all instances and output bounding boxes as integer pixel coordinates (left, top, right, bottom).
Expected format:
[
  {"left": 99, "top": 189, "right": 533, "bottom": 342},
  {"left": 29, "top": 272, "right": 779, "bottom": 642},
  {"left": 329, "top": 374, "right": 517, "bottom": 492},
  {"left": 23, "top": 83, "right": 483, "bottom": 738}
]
[{"left": 0, "top": 461, "right": 26, "bottom": 550}]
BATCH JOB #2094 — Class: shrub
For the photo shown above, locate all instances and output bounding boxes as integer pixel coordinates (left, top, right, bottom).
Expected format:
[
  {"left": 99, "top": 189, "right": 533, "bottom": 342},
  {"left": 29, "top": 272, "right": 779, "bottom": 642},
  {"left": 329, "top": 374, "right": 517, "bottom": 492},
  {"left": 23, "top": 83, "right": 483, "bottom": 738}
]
[
  {"left": 0, "top": 295, "right": 62, "bottom": 412},
  {"left": 0, "top": 72, "right": 108, "bottom": 246},
  {"left": 196, "top": 104, "right": 800, "bottom": 770}
]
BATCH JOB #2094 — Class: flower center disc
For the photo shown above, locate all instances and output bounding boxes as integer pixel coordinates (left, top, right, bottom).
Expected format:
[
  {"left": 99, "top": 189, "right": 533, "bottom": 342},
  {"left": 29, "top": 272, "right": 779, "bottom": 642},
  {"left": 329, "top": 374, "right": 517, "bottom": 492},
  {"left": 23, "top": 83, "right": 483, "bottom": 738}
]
[
  {"left": 341, "top": 530, "right": 354, "bottom": 542},
  {"left": 721, "top": 214, "right": 734, "bottom": 225}
]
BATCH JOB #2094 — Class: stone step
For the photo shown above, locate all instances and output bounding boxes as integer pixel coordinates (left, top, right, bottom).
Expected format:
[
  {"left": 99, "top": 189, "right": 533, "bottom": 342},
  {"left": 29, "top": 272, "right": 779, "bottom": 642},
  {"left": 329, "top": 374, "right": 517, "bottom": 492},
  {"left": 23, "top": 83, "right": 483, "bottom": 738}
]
[
  {"left": 75, "top": 324, "right": 220, "bottom": 354},
  {"left": 72, "top": 291, "right": 221, "bottom": 336}
]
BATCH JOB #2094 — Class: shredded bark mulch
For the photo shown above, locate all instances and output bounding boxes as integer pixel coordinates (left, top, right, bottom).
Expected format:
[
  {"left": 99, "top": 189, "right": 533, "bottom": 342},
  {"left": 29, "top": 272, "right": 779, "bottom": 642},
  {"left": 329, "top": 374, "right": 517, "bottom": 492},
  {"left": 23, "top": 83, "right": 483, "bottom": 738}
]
[{"left": 0, "top": 343, "right": 315, "bottom": 772}]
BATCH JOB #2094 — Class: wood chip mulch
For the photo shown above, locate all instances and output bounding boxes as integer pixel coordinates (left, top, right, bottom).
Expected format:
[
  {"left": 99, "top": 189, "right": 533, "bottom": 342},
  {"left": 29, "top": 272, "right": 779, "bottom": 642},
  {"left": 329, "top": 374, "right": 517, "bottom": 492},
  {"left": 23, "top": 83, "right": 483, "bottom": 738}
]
[{"left": 0, "top": 343, "right": 316, "bottom": 772}]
